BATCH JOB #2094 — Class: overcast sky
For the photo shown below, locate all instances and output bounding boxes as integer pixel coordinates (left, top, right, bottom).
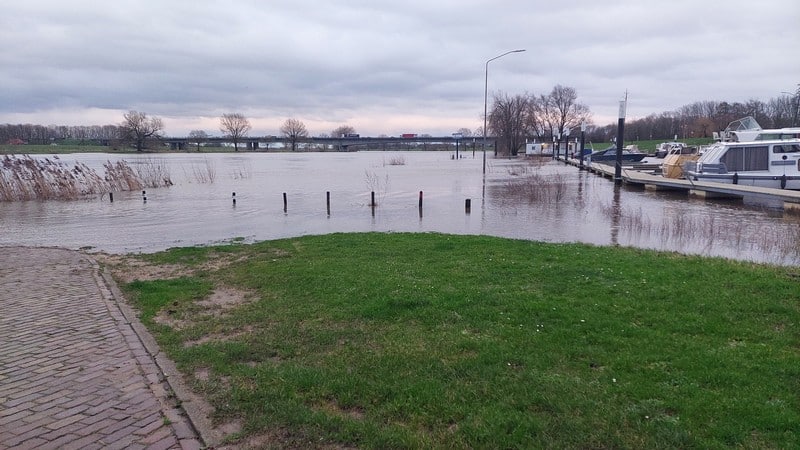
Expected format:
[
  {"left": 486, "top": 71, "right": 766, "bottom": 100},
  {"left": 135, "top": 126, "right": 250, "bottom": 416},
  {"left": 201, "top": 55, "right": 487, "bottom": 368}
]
[{"left": 2, "top": 0, "right": 798, "bottom": 137}]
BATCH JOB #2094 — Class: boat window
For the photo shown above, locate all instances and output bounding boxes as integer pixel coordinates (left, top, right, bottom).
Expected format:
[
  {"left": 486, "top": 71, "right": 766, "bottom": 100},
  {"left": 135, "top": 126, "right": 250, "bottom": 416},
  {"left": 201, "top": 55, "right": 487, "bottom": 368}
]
[
  {"left": 773, "top": 144, "right": 800, "bottom": 153},
  {"left": 720, "top": 146, "right": 769, "bottom": 171}
]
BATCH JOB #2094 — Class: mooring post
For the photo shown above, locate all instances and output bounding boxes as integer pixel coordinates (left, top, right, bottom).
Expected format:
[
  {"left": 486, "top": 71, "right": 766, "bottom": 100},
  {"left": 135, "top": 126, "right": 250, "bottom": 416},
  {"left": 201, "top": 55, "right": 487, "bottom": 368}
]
[
  {"left": 465, "top": 198, "right": 471, "bottom": 214},
  {"left": 371, "top": 191, "right": 375, "bottom": 207},
  {"left": 109, "top": 192, "right": 113, "bottom": 203},
  {"left": 283, "top": 192, "right": 287, "bottom": 212},
  {"left": 419, "top": 191, "right": 423, "bottom": 209},
  {"left": 326, "top": 191, "right": 331, "bottom": 215},
  {"left": 232, "top": 192, "right": 236, "bottom": 206}
]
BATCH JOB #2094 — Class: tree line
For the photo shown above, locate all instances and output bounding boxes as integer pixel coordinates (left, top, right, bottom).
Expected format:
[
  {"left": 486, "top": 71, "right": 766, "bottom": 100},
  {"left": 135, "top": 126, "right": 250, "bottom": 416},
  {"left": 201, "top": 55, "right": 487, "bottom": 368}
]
[
  {"left": 486, "top": 86, "right": 799, "bottom": 155},
  {"left": 3, "top": 90, "right": 797, "bottom": 152}
]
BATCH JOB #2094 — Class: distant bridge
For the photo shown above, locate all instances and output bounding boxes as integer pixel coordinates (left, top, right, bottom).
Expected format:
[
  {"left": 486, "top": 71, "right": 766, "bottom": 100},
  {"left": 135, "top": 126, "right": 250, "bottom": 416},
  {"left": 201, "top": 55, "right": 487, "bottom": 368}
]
[{"left": 162, "top": 135, "right": 494, "bottom": 151}]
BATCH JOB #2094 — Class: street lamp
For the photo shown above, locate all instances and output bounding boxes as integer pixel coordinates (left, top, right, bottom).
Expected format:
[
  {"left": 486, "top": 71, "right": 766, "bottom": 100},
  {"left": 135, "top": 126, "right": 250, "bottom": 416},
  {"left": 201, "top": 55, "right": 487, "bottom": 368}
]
[{"left": 483, "top": 49, "right": 526, "bottom": 174}]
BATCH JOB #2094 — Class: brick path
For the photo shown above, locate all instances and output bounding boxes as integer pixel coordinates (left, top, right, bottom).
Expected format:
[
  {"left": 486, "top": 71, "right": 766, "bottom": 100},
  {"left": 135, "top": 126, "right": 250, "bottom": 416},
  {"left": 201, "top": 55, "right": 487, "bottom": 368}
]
[{"left": 0, "top": 247, "right": 202, "bottom": 449}]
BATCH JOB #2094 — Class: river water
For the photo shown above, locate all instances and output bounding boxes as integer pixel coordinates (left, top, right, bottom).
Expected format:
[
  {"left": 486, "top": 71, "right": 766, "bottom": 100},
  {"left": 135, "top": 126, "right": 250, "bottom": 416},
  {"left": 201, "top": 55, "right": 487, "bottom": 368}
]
[{"left": 1, "top": 151, "right": 798, "bottom": 266}]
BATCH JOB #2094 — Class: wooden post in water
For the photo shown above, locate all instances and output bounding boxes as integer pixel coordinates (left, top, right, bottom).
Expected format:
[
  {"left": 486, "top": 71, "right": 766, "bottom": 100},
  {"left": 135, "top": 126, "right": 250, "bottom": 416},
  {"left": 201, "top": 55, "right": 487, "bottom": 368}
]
[
  {"left": 419, "top": 191, "right": 423, "bottom": 209},
  {"left": 465, "top": 198, "right": 471, "bottom": 214},
  {"left": 232, "top": 192, "right": 236, "bottom": 206},
  {"left": 142, "top": 190, "right": 146, "bottom": 203},
  {"left": 109, "top": 192, "right": 113, "bottom": 203},
  {"left": 371, "top": 191, "right": 376, "bottom": 216},
  {"left": 283, "top": 192, "right": 287, "bottom": 212},
  {"left": 326, "top": 191, "right": 331, "bottom": 215}
]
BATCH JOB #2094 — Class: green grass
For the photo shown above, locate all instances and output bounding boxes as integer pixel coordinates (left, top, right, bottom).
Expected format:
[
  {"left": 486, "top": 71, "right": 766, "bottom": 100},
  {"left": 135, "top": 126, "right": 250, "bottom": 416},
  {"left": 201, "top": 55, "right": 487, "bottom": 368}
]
[
  {"left": 119, "top": 233, "right": 800, "bottom": 449},
  {"left": 0, "top": 144, "right": 119, "bottom": 154}
]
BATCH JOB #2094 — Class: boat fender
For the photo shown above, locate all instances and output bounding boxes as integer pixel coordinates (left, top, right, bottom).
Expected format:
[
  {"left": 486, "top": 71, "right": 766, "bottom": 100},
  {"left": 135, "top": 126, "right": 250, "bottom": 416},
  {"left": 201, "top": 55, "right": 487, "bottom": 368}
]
[
  {"left": 781, "top": 174, "right": 787, "bottom": 189},
  {"left": 732, "top": 172, "right": 738, "bottom": 184}
]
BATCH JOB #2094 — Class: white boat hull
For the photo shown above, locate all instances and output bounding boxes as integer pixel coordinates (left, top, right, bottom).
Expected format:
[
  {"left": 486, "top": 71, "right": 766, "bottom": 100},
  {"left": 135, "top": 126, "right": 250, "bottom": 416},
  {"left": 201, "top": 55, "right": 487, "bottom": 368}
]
[{"left": 686, "top": 172, "right": 800, "bottom": 190}]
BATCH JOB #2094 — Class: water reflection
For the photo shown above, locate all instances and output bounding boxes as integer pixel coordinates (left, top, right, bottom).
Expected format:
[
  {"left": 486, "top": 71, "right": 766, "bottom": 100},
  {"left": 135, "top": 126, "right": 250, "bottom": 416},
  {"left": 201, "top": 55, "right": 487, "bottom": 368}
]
[
  {"left": 610, "top": 186, "right": 621, "bottom": 246},
  {"left": 1, "top": 151, "right": 798, "bottom": 266}
]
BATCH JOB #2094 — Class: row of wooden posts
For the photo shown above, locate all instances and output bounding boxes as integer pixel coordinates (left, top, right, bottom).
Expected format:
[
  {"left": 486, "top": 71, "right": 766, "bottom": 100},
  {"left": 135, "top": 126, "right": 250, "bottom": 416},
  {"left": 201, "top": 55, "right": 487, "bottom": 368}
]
[{"left": 110, "top": 190, "right": 473, "bottom": 214}]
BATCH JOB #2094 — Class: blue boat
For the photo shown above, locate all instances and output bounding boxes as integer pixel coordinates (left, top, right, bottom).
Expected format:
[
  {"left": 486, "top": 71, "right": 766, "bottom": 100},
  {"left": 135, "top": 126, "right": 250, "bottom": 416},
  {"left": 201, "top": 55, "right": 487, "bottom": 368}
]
[{"left": 585, "top": 146, "right": 646, "bottom": 164}]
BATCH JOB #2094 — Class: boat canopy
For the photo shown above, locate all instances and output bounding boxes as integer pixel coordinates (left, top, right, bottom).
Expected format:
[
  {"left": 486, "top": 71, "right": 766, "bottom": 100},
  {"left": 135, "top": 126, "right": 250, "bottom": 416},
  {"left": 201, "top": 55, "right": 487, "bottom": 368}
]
[{"left": 724, "top": 116, "right": 762, "bottom": 133}]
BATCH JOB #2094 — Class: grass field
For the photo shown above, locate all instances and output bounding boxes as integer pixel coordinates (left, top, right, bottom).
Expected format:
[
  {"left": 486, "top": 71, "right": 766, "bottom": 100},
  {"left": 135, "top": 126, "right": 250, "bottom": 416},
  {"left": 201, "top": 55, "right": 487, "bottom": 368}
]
[{"left": 113, "top": 233, "right": 800, "bottom": 449}]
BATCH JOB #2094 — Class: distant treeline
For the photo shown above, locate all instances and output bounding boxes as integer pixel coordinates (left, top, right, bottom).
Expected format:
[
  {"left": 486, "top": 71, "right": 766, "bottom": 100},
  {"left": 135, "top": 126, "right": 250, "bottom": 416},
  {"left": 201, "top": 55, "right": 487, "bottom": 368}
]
[
  {"left": 592, "top": 96, "right": 798, "bottom": 142},
  {"left": 0, "top": 124, "right": 121, "bottom": 145},
  {"left": 2, "top": 95, "right": 798, "bottom": 145}
]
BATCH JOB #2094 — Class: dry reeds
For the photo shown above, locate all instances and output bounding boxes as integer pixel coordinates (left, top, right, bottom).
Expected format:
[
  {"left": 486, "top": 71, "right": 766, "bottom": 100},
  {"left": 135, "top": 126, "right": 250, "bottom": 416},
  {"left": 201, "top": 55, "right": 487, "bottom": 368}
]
[
  {"left": 133, "top": 157, "right": 173, "bottom": 188},
  {"left": 505, "top": 172, "right": 568, "bottom": 203},
  {"left": 189, "top": 158, "right": 216, "bottom": 183},
  {"left": 0, "top": 154, "right": 172, "bottom": 202},
  {"left": 384, "top": 155, "right": 406, "bottom": 166}
]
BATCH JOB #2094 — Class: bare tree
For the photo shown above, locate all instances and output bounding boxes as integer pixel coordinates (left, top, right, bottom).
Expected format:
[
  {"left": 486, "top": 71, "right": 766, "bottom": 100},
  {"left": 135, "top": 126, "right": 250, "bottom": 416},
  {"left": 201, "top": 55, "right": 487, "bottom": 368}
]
[
  {"left": 489, "top": 92, "right": 532, "bottom": 156},
  {"left": 120, "top": 110, "right": 164, "bottom": 151},
  {"left": 545, "top": 85, "right": 590, "bottom": 138},
  {"left": 331, "top": 125, "right": 356, "bottom": 138},
  {"left": 281, "top": 118, "right": 308, "bottom": 151},
  {"left": 188, "top": 130, "right": 209, "bottom": 152},
  {"left": 455, "top": 128, "right": 473, "bottom": 137},
  {"left": 220, "top": 113, "right": 251, "bottom": 151}
]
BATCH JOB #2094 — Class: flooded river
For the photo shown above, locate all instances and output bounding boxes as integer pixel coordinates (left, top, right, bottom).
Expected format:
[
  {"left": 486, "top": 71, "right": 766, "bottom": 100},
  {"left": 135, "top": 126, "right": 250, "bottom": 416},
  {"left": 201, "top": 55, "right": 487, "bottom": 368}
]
[{"left": 1, "top": 151, "right": 798, "bottom": 266}]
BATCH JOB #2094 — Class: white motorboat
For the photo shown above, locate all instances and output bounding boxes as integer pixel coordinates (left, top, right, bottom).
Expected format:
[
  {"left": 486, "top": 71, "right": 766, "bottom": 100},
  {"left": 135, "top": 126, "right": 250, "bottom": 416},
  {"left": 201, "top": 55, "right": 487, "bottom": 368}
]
[
  {"left": 715, "top": 116, "right": 800, "bottom": 142},
  {"left": 684, "top": 139, "right": 800, "bottom": 189}
]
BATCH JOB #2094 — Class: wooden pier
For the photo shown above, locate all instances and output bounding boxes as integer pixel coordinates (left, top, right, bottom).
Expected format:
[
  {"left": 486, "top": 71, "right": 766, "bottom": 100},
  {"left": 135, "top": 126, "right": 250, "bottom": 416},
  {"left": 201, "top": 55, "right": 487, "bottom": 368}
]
[{"left": 558, "top": 156, "right": 800, "bottom": 213}]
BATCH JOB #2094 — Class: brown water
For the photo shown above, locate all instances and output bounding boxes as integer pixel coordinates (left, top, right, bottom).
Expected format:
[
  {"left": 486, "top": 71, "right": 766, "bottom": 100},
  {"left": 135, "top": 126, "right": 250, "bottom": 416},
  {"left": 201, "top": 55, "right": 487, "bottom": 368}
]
[{"left": 1, "top": 151, "right": 798, "bottom": 265}]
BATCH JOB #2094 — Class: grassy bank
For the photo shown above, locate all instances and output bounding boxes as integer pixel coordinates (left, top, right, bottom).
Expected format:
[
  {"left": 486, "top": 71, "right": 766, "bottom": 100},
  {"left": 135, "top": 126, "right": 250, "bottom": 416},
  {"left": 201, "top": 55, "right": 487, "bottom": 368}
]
[{"left": 113, "top": 233, "right": 799, "bottom": 449}]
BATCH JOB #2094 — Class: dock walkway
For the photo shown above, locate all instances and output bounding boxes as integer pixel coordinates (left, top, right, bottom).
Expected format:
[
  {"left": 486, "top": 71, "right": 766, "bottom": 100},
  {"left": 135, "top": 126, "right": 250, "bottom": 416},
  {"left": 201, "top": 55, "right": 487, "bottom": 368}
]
[{"left": 562, "top": 157, "right": 800, "bottom": 212}]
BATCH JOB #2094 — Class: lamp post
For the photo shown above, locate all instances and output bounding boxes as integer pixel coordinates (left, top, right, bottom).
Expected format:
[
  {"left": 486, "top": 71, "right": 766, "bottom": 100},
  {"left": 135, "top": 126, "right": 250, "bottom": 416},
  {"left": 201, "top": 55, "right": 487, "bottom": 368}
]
[{"left": 483, "top": 49, "right": 525, "bottom": 174}]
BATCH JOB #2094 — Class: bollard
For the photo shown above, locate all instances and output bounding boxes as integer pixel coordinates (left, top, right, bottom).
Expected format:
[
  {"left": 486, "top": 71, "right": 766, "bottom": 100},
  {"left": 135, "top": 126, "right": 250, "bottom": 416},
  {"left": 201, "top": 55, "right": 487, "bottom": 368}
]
[
  {"left": 326, "top": 191, "right": 331, "bottom": 215},
  {"left": 465, "top": 198, "right": 471, "bottom": 214},
  {"left": 419, "top": 191, "right": 423, "bottom": 209},
  {"left": 109, "top": 192, "right": 113, "bottom": 203},
  {"left": 232, "top": 192, "right": 236, "bottom": 206},
  {"left": 283, "top": 192, "right": 287, "bottom": 213}
]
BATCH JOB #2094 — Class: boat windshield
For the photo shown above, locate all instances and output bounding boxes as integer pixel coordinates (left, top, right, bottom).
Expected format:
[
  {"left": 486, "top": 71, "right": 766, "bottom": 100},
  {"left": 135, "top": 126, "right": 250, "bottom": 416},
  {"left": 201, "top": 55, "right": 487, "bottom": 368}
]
[{"left": 724, "top": 116, "right": 762, "bottom": 132}]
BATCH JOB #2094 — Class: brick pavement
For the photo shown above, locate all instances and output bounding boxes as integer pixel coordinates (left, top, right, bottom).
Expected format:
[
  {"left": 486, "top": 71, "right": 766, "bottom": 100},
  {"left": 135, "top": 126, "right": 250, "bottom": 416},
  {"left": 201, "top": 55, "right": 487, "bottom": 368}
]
[{"left": 0, "top": 247, "right": 203, "bottom": 449}]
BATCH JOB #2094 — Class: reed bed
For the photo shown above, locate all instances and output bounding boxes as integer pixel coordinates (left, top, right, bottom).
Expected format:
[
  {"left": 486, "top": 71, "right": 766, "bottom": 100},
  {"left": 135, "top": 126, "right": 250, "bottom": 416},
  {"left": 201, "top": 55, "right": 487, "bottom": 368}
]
[
  {"left": 0, "top": 154, "right": 171, "bottom": 202},
  {"left": 505, "top": 172, "right": 568, "bottom": 203}
]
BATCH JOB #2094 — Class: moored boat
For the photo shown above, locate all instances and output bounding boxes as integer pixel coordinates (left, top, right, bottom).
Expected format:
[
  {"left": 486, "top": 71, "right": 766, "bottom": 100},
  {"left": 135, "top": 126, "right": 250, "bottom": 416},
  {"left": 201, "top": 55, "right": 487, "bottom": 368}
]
[
  {"left": 661, "top": 145, "right": 699, "bottom": 179},
  {"left": 684, "top": 139, "right": 800, "bottom": 189},
  {"left": 585, "top": 146, "right": 646, "bottom": 164}
]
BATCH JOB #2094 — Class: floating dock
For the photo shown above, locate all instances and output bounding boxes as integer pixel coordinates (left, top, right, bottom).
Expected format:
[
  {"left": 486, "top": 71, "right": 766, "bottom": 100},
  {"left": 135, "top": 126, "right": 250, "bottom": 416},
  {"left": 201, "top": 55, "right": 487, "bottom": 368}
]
[{"left": 559, "top": 157, "right": 800, "bottom": 213}]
